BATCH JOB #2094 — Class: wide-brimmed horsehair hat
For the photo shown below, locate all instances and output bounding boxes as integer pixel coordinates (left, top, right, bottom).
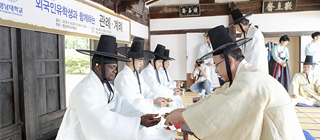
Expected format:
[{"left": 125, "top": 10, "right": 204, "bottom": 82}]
[
  {"left": 117, "top": 37, "right": 155, "bottom": 60},
  {"left": 198, "top": 25, "right": 252, "bottom": 61},
  {"left": 76, "top": 35, "right": 130, "bottom": 62},
  {"left": 299, "top": 55, "right": 318, "bottom": 65},
  {"left": 153, "top": 44, "right": 170, "bottom": 60},
  {"left": 228, "top": 8, "right": 252, "bottom": 27},
  {"left": 163, "top": 49, "right": 175, "bottom": 61}
]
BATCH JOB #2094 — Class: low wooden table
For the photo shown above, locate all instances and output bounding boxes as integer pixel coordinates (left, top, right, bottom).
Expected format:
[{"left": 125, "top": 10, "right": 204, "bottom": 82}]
[{"left": 181, "top": 123, "right": 201, "bottom": 140}]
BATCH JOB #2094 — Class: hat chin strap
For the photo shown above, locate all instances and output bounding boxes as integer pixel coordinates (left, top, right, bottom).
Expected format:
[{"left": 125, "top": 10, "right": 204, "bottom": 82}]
[
  {"left": 238, "top": 23, "right": 246, "bottom": 51},
  {"left": 223, "top": 49, "right": 233, "bottom": 86},
  {"left": 132, "top": 59, "right": 142, "bottom": 93},
  {"left": 154, "top": 60, "right": 161, "bottom": 83},
  {"left": 101, "top": 56, "right": 114, "bottom": 104},
  {"left": 163, "top": 61, "right": 169, "bottom": 82}
]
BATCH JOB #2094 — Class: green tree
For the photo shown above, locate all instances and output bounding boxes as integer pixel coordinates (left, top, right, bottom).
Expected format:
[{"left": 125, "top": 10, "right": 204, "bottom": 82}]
[{"left": 65, "top": 52, "right": 90, "bottom": 74}]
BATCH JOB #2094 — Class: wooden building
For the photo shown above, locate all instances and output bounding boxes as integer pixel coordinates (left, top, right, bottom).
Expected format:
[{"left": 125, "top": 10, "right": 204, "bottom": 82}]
[{"left": 0, "top": 0, "right": 319, "bottom": 139}]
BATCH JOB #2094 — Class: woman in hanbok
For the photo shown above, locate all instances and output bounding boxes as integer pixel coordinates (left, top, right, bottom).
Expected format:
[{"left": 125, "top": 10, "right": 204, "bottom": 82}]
[{"left": 269, "top": 35, "right": 291, "bottom": 91}]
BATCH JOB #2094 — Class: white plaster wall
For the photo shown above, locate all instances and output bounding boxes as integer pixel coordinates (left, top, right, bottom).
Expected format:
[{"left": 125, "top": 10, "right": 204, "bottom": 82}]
[
  {"left": 131, "top": 20, "right": 149, "bottom": 39},
  {"left": 186, "top": 33, "right": 206, "bottom": 73},
  {"left": 150, "top": 11, "right": 320, "bottom": 32},
  {"left": 250, "top": 11, "right": 320, "bottom": 33},
  {"left": 150, "top": 15, "right": 229, "bottom": 31},
  {"left": 150, "top": 34, "right": 187, "bottom": 80}
]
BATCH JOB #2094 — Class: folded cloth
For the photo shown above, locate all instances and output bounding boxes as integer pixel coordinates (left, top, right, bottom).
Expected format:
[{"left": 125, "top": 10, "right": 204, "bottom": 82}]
[
  {"left": 296, "top": 104, "right": 319, "bottom": 107},
  {"left": 303, "top": 130, "right": 316, "bottom": 140}
]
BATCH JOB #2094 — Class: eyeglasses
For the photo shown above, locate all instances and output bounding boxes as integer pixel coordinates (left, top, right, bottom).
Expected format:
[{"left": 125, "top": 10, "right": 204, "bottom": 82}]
[{"left": 214, "top": 59, "right": 225, "bottom": 67}]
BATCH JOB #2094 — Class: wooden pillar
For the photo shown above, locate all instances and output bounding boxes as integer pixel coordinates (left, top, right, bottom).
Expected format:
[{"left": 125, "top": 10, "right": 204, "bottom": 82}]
[{"left": 229, "top": 2, "right": 236, "bottom": 41}]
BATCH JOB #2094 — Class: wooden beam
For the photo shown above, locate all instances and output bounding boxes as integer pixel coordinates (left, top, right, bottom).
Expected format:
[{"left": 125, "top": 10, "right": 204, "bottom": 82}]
[
  {"left": 146, "top": 0, "right": 160, "bottom": 5},
  {"left": 199, "top": 0, "right": 215, "bottom": 4},
  {"left": 151, "top": 28, "right": 316, "bottom": 38},
  {"left": 236, "top": 31, "right": 316, "bottom": 38},
  {"left": 149, "top": 0, "right": 320, "bottom": 19},
  {"left": 150, "top": 28, "right": 212, "bottom": 35},
  {"left": 90, "top": 0, "right": 148, "bottom": 26}
]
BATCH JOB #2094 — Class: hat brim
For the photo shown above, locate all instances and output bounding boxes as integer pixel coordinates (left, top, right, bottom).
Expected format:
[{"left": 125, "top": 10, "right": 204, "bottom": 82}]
[
  {"left": 76, "top": 49, "right": 131, "bottom": 62},
  {"left": 164, "top": 57, "right": 175, "bottom": 61},
  {"left": 117, "top": 47, "right": 155, "bottom": 60},
  {"left": 298, "top": 61, "right": 318, "bottom": 65},
  {"left": 197, "top": 37, "right": 252, "bottom": 62},
  {"left": 227, "top": 13, "right": 252, "bottom": 27}
]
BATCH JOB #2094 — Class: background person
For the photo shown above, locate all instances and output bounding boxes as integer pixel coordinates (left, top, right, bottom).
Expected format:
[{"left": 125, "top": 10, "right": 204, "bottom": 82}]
[
  {"left": 269, "top": 35, "right": 291, "bottom": 91},
  {"left": 289, "top": 55, "right": 320, "bottom": 106}
]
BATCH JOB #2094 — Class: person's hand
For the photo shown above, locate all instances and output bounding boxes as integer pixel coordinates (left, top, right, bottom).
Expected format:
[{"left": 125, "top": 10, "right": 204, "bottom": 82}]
[
  {"left": 281, "top": 63, "right": 286, "bottom": 67},
  {"left": 292, "top": 95, "right": 297, "bottom": 98},
  {"left": 140, "top": 114, "right": 161, "bottom": 127},
  {"left": 194, "top": 63, "right": 198, "bottom": 68},
  {"left": 153, "top": 97, "right": 168, "bottom": 107},
  {"left": 206, "top": 62, "right": 212, "bottom": 66},
  {"left": 166, "top": 108, "right": 186, "bottom": 126},
  {"left": 176, "top": 81, "right": 181, "bottom": 88},
  {"left": 173, "top": 88, "right": 181, "bottom": 95}
]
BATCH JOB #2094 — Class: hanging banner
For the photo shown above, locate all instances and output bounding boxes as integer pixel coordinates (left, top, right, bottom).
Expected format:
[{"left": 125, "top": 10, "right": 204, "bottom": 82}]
[{"left": 0, "top": 0, "right": 131, "bottom": 43}]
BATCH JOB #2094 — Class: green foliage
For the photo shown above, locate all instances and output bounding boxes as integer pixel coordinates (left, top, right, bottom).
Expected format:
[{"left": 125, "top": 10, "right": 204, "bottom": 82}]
[
  {"left": 65, "top": 35, "right": 90, "bottom": 49},
  {"left": 65, "top": 35, "right": 90, "bottom": 74},
  {"left": 65, "top": 52, "right": 90, "bottom": 74}
]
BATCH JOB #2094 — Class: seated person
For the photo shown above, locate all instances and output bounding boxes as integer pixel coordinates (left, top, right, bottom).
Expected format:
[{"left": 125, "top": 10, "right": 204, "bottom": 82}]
[
  {"left": 160, "top": 49, "right": 180, "bottom": 89},
  {"left": 289, "top": 55, "right": 320, "bottom": 106},
  {"left": 190, "top": 60, "right": 211, "bottom": 97}
]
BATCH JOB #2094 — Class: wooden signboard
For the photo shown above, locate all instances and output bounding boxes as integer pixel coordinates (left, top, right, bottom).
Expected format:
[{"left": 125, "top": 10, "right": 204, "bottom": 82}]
[
  {"left": 263, "top": 0, "right": 296, "bottom": 13},
  {"left": 179, "top": 5, "right": 200, "bottom": 17}
]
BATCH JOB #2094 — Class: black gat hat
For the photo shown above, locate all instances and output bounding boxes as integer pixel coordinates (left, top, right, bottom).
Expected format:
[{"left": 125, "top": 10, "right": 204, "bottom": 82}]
[
  {"left": 228, "top": 8, "right": 252, "bottom": 27},
  {"left": 117, "top": 37, "right": 155, "bottom": 60},
  {"left": 299, "top": 55, "right": 318, "bottom": 65},
  {"left": 77, "top": 35, "right": 130, "bottom": 62}
]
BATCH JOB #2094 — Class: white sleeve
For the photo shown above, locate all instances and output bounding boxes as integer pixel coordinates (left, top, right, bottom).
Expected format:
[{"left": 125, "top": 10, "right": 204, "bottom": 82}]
[
  {"left": 114, "top": 74, "right": 157, "bottom": 114},
  {"left": 141, "top": 68, "right": 174, "bottom": 98},
  {"left": 73, "top": 91, "right": 141, "bottom": 140}
]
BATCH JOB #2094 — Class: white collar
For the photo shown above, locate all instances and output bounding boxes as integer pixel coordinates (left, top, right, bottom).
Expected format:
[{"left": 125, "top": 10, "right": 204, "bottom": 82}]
[
  {"left": 124, "top": 64, "right": 135, "bottom": 73},
  {"left": 235, "top": 59, "right": 247, "bottom": 77}
]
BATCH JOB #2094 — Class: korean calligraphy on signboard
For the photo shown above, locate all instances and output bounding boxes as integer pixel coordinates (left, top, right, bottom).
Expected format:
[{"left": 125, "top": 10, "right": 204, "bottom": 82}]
[
  {"left": 179, "top": 5, "right": 200, "bottom": 17},
  {"left": 262, "top": 0, "right": 296, "bottom": 13}
]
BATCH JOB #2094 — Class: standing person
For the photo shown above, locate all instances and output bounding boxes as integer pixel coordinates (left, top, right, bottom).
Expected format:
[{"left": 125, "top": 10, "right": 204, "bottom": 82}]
[
  {"left": 114, "top": 37, "right": 168, "bottom": 140},
  {"left": 159, "top": 49, "right": 180, "bottom": 89},
  {"left": 269, "top": 35, "right": 291, "bottom": 91},
  {"left": 140, "top": 44, "right": 185, "bottom": 140},
  {"left": 289, "top": 55, "right": 320, "bottom": 106},
  {"left": 228, "top": 8, "right": 268, "bottom": 73},
  {"left": 305, "top": 32, "right": 320, "bottom": 75},
  {"left": 190, "top": 60, "right": 211, "bottom": 97},
  {"left": 56, "top": 35, "right": 161, "bottom": 140},
  {"left": 198, "top": 33, "right": 221, "bottom": 89},
  {"left": 166, "top": 25, "right": 304, "bottom": 140}
]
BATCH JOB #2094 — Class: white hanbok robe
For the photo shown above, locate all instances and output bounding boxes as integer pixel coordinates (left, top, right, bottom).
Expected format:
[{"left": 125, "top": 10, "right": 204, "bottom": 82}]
[
  {"left": 159, "top": 67, "right": 177, "bottom": 90},
  {"left": 56, "top": 71, "right": 143, "bottom": 140},
  {"left": 198, "top": 43, "right": 220, "bottom": 89},
  {"left": 141, "top": 64, "right": 185, "bottom": 140},
  {"left": 240, "top": 24, "right": 268, "bottom": 73},
  {"left": 114, "top": 65, "right": 159, "bottom": 140},
  {"left": 140, "top": 64, "right": 185, "bottom": 109},
  {"left": 182, "top": 61, "right": 304, "bottom": 140},
  {"left": 289, "top": 72, "right": 320, "bottom": 105},
  {"left": 305, "top": 41, "right": 320, "bottom": 75}
]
